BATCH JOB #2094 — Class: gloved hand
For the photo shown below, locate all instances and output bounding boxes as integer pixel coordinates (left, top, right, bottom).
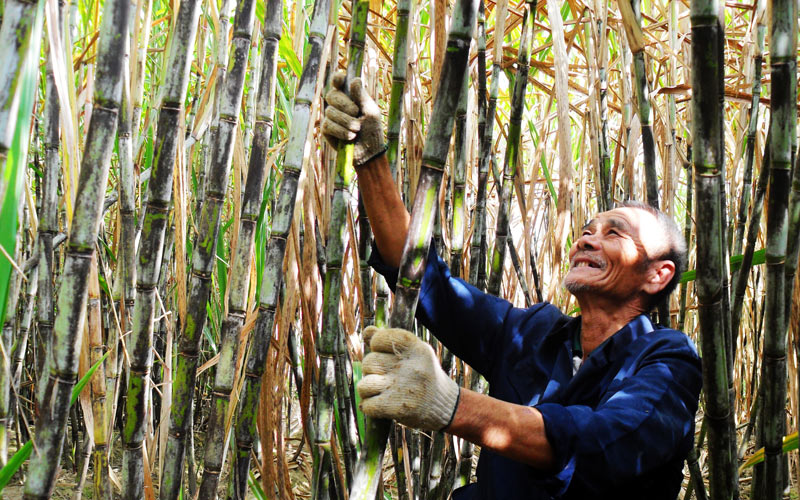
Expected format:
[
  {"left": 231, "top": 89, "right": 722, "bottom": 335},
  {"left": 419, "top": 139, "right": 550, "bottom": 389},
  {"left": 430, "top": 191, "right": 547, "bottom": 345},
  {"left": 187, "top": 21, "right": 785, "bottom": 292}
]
[
  {"left": 357, "top": 326, "right": 460, "bottom": 431},
  {"left": 322, "top": 72, "right": 386, "bottom": 166}
]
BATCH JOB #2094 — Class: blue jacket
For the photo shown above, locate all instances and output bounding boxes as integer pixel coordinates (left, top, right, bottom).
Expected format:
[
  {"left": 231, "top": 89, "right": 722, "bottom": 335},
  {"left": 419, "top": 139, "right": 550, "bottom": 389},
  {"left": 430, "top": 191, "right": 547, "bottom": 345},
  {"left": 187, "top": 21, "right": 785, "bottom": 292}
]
[{"left": 369, "top": 245, "right": 702, "bottom": 499}]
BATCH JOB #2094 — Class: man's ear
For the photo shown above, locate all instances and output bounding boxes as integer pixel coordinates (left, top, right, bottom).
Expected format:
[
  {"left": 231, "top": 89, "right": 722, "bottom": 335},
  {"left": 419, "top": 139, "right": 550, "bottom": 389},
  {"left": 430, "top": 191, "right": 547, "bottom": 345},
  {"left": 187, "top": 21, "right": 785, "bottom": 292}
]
[{"left": 642, "top": 260, "right": 676, "bottom": 295}]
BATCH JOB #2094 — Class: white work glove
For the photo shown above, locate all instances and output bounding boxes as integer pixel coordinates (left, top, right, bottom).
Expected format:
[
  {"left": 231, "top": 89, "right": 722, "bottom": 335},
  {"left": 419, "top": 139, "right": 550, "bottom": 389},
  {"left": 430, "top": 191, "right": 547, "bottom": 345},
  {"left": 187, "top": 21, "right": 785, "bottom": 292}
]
[
  {"left": 357, "top": 326, "right": 460, "bottom": 431},
  {"left": 322, "top": 72, "right": 386, "bottom": 166}
]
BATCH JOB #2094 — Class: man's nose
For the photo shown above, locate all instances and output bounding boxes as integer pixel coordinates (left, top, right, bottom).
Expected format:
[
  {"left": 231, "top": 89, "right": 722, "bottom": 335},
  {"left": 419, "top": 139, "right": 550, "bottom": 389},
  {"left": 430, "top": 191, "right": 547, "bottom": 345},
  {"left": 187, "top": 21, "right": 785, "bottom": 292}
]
[{"left": 576, "top": 233, "right": 597, "bottom": 251}]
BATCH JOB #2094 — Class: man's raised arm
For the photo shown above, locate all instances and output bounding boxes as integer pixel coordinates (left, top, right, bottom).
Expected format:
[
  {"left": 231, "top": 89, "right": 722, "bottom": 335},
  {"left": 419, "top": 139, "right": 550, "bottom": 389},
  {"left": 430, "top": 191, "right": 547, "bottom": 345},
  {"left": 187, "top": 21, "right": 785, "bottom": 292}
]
[{"left": 322, "top": 72, "right": 409, "bottom": 267}]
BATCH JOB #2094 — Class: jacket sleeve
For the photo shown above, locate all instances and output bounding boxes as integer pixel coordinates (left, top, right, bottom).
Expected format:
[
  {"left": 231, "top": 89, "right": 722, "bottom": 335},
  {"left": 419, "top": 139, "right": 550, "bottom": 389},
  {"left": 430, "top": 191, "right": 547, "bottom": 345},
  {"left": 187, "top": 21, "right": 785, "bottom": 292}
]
[
  {"left": 533, "top": 336, "right": 702, "bottom": 495},
  {"left": 368, "top": 242, "right": 515, "bottom": 377}
]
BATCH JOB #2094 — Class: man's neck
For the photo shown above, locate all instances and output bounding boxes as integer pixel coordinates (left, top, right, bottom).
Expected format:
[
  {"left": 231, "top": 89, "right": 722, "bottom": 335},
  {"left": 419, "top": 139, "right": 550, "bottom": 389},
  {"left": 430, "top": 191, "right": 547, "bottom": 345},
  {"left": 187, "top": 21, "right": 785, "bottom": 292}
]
[{"left": 577, "top": 298, "right": 647, "bottom": 357}]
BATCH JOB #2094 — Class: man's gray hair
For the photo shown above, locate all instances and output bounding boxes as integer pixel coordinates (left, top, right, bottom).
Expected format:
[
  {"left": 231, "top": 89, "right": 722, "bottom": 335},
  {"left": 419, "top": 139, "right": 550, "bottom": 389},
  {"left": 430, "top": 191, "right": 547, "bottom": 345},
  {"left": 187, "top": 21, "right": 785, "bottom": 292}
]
[{"left": 618, "top": 200, "right": 688, "bottom": 308}]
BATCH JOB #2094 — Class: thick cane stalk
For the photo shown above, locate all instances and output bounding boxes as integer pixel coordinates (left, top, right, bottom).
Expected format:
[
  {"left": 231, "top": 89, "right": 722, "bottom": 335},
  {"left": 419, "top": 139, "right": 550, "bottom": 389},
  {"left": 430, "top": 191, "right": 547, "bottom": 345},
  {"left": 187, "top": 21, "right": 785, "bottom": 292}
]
[
  {"left": 121, "top": 0, "right": 203, "bottom": 497},
  {"left": 759, "top": 0, "right": 795, "bottom": 494},
  {"left": 690, "top": 0, "right": 735, "bottom": 498},
  {"left": 194, "top": 0, "right": 269, "bottom": 495},
  {"left": 348, "top": 0, "right": 478, "bottom": 497},
  {"left": 230, "top": 0, "right": 331, "bottom": 495},
  {"left": 314, "top": 1, "right": 370, "bottom": 496},
  {"left": 487, "top": 2, "right": 533, "bottom": 297},
  {"left": 165, "top": 0, "right": 257, "bottom": 496},
  {"left": 23, "top": 0, "right": 130, "bottom": 493}
]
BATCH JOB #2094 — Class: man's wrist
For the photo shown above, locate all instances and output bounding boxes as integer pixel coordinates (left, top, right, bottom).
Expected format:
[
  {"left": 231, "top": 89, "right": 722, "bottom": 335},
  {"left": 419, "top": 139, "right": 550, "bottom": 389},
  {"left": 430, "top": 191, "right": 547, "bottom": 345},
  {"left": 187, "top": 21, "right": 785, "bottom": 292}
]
[{"left": 355, "top": 144, "right": 388, "bottom": 168}]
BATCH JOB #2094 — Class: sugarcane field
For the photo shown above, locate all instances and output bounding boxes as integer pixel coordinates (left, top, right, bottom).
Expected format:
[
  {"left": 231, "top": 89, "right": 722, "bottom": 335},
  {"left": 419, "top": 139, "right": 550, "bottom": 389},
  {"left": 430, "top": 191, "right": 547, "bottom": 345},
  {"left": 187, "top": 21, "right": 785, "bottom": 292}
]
[{"left": 0, "top": 0, "right": 800, "bottom": 496}]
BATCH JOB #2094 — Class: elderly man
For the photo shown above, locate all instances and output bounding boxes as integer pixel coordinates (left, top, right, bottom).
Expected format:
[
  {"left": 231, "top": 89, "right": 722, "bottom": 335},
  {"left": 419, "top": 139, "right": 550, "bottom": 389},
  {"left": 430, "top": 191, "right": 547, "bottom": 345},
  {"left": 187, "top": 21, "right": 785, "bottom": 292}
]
[{"left": 322, "top": 74, "right": 702, "bottom": 499}]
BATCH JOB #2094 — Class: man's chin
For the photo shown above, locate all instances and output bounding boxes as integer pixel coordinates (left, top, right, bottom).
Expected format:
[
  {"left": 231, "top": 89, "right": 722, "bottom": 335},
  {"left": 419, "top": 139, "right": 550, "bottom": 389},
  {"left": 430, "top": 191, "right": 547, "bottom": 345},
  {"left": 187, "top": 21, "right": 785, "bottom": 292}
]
[{"left": 563, "top": 277, "right": 596, "bottom": 295}]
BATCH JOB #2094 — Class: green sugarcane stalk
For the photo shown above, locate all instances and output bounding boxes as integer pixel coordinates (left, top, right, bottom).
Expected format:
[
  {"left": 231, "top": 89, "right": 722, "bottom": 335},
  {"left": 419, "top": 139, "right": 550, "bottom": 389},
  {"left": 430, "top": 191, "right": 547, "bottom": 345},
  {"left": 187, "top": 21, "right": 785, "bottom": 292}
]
[
  {"left": 732, "top": 0, "right": 765, "bottom": 258},
  {"left": 690, "top": 0, "right": 736, "bottom": 498},
  {"left": 165, "top": 0, "right": 257, "bottom": 496},
  {"left": 760, "top": 0, "right": 796, "bottom": 493},
  {"left": 314, "top": 0, "right": 370, "bottom": 495},
  {"left": 0, "top": 0, "right": 38, "bottom": 209},
  {"left": 196, "top": 0, "right": 281, "bottom": 495},
  {"left": 385, "top": 0, "right": 413, "bottom": 179},
  {"left": 23, "top": 0, "right": 130, "bottom": 494},
  {"left": 348, "top": 0, "right": 478, "bottom": 497},
  {"left": 120, "top": 0, "right": 203, "bottom": 496},
  {"left": 191, "top": 1, "right": 259, "bottom": 497},
  {"left": 487, "top": 1, "right": 533, "bottom": 297},
  {"left": 229, "top": 0, "right": 332, "bottom": 495},
  {"left": 450, "top": 71, "right": 469, "bottom": 277},
  {"left": 629, "top": 0, "right": 658, "bottom": 209}
]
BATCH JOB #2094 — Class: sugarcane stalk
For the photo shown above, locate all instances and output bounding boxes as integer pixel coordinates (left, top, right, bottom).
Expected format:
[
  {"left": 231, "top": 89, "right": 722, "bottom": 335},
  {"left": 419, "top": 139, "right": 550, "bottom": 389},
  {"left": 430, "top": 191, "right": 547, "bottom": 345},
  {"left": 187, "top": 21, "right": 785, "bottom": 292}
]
[
  {"left": 230, "top": 0, "right": 332, "bottom": 495},
  {"left": 759, "top": 0, "right": 796, "bottom": 494},
  {"left": 468, "top": 0, "right": 494, "bottom": 289},
  {"left": 167, "top": 0, "right": 257, "bottom": 496},
  {"left": 487, "top": 2, "right": 533, "bottom": 297},
  {"left": 120, "top": 0, "right": 203, "bottom": 497},
  {"left": 191, "top": 1, "right": 259, "bottom": 498},
  {"left": 35, "top": 6, "right": 60, "bottom": 410},
  {"left": 0, "top": 234, "right": 22, "bottom": 466},
  {"left": 596, "top": 0, "right": 611, "bottom": 211},
  {"left": 0, "top": 0, "right": 38, "bottom": 208},
  {"left": 690, "top": 0, "right": 735, "bottom": 498},
  {"left": 731, "top": 130, "right": 770, "bottom": 346},
  {"left": 314, "top": 1, "right": 370, "bottom": 495},
  {"left": 196, "top": 0, "right": 280, "bottom": 492},
  {"left": 348, "top": 0, "right": 478, "bottom": 497},
  {"left": 732, "top": 0, "right": 765, "bottom": 257},
  {"left": 449, "top": 70, "right": 469, "bottom": 277},
  {"left": 678, "top": 156, "right": 692, "bottom": 332},
  {"left": 385, "top": 0, "right": 413, "bottom": 179},
  {"left": 23, "top": 0, "right": 130, "bottom": 493},
  {"left": 87, "top": 256, "right": 111, "bottom": 499}
]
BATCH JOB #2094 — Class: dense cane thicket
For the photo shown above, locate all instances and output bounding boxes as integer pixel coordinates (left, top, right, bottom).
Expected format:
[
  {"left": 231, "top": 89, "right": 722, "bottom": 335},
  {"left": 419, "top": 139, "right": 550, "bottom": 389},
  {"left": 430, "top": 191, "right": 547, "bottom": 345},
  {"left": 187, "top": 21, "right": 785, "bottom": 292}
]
[{"left": 0, "top": 0, "right": 797, "bottom": 498}]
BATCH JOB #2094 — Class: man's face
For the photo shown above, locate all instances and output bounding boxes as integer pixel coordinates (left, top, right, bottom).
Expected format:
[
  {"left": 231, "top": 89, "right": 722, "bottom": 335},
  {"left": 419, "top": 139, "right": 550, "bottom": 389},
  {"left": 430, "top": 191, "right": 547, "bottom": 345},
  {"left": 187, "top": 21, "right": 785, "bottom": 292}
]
[{"left": 563, "top": 207, "right": 670, "bottom": 301}]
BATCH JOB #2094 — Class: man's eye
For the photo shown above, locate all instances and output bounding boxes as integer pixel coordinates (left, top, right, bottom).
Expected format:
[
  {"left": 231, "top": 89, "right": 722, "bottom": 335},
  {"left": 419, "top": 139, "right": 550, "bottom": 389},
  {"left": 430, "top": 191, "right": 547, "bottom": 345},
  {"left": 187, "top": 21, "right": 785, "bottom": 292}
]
[{"left": 608, "top": 229, "right": 619, "bottom": 236}]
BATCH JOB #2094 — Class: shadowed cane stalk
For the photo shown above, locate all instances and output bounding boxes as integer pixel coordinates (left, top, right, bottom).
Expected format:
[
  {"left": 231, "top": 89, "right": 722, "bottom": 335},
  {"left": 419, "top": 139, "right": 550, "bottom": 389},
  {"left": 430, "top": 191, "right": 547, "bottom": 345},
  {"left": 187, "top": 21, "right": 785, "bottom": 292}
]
[
  {"left": 229, "top": 0, "right": 332, "bottom": 495},
  {"left": 690, "top": 0, "right": 736, "bottom": 498},
  {"left": 759, "top": 0, "right": 796, "bottom": 494},
  {"left": 348, "top": 0, "right": 478, "bottom": 497},
  {"left": 314, "top": 0, "right": 370, "bottom": 495},
  {"left": 197, "top": 1, "right": 282, "bottom": 498},
  {"left": 190, "top": 0, "right": 260, "bottom": 496},
  {"left": 121, "top": 0, "right": 203, "bottom": 496}
]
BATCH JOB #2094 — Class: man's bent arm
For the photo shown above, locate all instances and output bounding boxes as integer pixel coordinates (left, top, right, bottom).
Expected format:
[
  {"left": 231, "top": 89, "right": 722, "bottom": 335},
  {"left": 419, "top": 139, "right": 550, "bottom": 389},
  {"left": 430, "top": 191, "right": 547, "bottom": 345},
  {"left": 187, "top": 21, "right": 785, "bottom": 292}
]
[
  {"left": 446, "top": 388, "right": 555, "bottom": 470},
  {"left": 356, "top": 153, "right": 409, "bottom": 267}
]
